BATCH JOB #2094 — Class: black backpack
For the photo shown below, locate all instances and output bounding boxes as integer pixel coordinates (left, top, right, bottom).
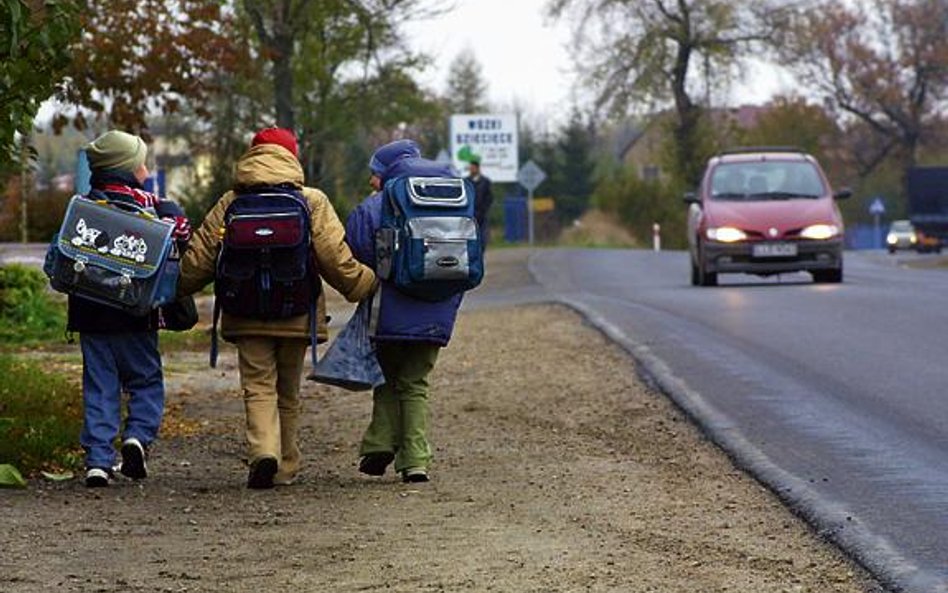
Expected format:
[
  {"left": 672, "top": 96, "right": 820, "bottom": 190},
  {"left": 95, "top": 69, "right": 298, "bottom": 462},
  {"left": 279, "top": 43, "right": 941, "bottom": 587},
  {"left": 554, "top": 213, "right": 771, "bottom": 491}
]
[{"left": 210, "top": 186, "right": 319, "bottom": 367}]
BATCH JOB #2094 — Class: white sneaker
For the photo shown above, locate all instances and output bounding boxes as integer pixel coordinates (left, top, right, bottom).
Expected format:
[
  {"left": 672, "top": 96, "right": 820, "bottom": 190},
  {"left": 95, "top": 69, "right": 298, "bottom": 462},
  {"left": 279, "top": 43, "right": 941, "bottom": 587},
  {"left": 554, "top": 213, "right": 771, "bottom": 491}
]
[
  {"left": 85, "top": 467, "right": 111, "bottom": 488},
  {"left": 119, "top": 438, "right": 148, "bottom": 480}
]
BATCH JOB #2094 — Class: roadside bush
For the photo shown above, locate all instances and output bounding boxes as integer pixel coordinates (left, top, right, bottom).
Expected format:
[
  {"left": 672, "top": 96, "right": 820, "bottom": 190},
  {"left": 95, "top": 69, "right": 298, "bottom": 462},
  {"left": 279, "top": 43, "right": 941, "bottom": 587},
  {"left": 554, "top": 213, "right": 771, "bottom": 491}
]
[
  {"left": 594, "top": 165, "right": 688, "bottom": 250},
  {"left": 0, "top": 264, "right": 66, "bottom": 345},
  {"left": 0, "top": 354, "right": 82, "bottom": 474}
]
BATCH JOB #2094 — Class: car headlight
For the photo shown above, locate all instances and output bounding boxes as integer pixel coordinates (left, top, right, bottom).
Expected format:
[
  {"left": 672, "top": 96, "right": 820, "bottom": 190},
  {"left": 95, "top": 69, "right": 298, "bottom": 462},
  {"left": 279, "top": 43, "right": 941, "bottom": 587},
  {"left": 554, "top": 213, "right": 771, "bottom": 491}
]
[
  {"left": 706, "top": 227, "right": 747, "bottom": 243},
  {"left": 886, "top": 233, "right": 897, "bottom": 244},
  {"left": 910, "top": 233, "right": 918, "bottom": 243},
  {"left": 800, "top": 224, "right": 840, "bottom": 240}
]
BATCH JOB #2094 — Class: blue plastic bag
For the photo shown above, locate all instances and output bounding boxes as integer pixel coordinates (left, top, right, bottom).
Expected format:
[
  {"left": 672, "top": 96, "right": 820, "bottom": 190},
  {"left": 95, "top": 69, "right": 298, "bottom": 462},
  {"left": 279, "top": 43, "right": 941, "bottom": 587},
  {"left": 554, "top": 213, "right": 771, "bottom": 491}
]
[{"left": 307, "top": 299, "right": 385, "bottom": 391}]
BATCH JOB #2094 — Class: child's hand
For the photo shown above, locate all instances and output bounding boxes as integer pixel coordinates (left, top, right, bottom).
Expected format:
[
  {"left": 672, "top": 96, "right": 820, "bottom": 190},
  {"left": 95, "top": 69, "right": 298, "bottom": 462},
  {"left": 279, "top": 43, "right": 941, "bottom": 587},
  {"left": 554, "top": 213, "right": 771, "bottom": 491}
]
[{"left": 164, "top": 216, "right": 192, "bottom": 241}]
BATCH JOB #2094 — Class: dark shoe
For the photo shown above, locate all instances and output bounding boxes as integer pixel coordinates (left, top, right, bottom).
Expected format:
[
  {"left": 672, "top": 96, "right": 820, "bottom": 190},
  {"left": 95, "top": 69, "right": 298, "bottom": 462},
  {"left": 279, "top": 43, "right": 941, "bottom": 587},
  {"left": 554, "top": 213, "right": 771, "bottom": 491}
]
[
  {"left": 401, "top": 468, "right": 429, "bottom": 483},
  {"left": 358, "top": 452, "right": 395, "bottom": 476},
  {"left": 85, "top": 467, "right": 112, "bottom": 488},
  {"left": 120, "top": 438, "right": 148, "bottom": 480},
  {"left": 247, "top": 457, "right": 278, "bottom": 490}
]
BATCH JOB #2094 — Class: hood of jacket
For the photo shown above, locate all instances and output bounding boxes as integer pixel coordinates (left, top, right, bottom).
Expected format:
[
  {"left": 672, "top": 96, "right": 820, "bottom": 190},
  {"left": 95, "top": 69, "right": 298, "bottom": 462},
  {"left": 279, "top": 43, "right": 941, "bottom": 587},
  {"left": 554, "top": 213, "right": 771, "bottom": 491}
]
[{"left": 235, "top": 144, "right": 304, "bottom": 188}]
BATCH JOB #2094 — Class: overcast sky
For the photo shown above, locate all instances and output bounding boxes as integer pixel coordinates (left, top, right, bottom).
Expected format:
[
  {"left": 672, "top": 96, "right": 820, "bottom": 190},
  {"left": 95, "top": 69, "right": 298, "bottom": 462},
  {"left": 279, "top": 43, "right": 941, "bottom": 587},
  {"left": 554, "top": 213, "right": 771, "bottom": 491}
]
[{"left": 405, "top": 0, "right": 794, "bottom": 127}]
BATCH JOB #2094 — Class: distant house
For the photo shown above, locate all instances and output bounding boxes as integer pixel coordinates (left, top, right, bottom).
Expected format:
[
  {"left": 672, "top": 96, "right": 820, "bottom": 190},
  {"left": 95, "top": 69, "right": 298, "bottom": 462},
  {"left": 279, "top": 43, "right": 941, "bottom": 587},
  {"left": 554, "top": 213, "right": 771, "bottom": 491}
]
[
  {"left": 619, "top": 116, "right": 668, "bottom": 183},
  {"left": 148, "top": 126, "right": 197, "bottom": 201}
]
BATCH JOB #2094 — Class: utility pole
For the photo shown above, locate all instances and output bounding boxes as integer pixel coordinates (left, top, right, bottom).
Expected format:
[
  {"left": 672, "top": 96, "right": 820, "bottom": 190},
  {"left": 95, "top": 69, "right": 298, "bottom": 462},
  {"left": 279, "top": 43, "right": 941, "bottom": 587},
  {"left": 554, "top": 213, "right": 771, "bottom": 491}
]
[{"left": 19, "top": 137, "right": 29, "bottom": 244}]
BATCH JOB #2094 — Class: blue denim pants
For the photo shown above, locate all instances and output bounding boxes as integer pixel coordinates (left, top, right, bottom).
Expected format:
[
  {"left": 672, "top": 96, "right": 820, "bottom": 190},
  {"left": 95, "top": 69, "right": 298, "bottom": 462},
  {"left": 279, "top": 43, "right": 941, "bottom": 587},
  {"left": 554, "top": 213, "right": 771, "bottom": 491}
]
[{"left": 80, "top": 332, "right": 165, "bottom": 470}]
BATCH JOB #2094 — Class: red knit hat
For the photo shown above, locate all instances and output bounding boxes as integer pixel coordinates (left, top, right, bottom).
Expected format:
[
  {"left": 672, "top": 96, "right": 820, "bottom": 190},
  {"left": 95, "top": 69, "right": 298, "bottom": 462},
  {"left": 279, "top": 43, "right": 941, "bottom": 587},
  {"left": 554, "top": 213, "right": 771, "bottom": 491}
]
[{"left": 251, "top": 127, "right": 299, "bottom": 158}]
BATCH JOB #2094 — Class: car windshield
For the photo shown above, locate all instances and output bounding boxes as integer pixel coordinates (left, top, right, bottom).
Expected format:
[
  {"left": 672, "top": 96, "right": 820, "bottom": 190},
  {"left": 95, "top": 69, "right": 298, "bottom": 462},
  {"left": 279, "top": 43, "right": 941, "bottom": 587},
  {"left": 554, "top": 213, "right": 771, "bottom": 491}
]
[
  {"left": 890, "top": 220, "right": 913, "bottom": 232},
  {"left": 710, "top": 161, "right": 826, "bottom": 201}
]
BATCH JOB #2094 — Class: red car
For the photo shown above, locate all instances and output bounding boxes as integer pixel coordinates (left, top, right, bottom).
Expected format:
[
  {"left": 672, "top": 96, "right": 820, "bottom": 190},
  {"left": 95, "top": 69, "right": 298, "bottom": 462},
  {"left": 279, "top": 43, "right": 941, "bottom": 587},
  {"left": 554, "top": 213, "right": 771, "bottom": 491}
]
[{"left": 685, "top": 148, "right": 851, "bottom": 286}]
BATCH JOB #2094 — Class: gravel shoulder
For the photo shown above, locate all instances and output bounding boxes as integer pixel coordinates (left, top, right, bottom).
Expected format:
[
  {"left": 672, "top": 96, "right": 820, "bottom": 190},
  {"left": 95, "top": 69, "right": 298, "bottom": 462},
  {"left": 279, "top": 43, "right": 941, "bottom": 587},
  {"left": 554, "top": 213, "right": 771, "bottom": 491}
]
[{"left": 1, "top": 250, "right": 883, "bottom": 592}]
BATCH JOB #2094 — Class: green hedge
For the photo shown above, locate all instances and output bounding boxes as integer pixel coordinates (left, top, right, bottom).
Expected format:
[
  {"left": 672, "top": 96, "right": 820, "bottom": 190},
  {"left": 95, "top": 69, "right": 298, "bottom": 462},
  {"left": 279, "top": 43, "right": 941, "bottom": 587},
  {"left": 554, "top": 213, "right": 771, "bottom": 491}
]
[
  {"left": 0, "top": 354, "right": 82, "bottom": 474},
  {"left": 0, "top": 264, "right": 66, "bottom": 345}
]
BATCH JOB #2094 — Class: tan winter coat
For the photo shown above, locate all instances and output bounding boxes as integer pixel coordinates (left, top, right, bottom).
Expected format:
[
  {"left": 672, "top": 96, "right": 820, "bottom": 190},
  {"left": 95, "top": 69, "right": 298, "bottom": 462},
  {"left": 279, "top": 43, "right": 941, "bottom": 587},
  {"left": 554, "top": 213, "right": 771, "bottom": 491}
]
[{"left": 178, "top": 144, "right": 376, "bottom": 342}]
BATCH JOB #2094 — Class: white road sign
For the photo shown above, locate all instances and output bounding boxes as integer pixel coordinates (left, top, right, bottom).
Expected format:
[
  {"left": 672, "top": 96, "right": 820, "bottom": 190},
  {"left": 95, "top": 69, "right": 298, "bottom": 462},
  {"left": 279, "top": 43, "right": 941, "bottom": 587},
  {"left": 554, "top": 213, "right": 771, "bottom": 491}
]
[
  {"left": 517, "top": 160, "right": 547, "bottom": 192},
  {"left": 449, "top": 113, "right": 519, "bottom": 182}
]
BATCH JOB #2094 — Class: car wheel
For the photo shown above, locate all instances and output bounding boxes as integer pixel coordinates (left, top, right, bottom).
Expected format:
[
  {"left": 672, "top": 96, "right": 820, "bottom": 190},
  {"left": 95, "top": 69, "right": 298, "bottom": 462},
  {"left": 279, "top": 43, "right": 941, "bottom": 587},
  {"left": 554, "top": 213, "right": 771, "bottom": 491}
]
[
  {"left": 695, "top": 243, "right": 718, "bottom": 286},
  {"left": 813, "top": 267, "right": 843, "bottom": 284},
  {"left": 888, "top": 247, "right": 896, "bottom": 254},
  {"left": 700, "top": 268, "right": 718, "bottom": 286}
]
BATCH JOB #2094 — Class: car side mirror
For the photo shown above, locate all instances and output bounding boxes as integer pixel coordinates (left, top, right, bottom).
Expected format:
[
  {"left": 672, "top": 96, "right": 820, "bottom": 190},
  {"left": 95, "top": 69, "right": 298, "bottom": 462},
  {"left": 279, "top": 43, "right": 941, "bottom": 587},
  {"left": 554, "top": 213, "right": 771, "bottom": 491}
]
[
  {"left": 833, "top": 187, "right": 852, "bottom": 200},
  {"left": 683, "top": 191, "right": 699, "bottom": 205}
]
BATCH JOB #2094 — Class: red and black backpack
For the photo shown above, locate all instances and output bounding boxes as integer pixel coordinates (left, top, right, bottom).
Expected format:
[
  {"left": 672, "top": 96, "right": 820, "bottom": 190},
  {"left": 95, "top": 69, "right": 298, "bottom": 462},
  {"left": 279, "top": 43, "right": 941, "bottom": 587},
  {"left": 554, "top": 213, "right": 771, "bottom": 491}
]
[{"left": 210, "top": 185, "right": 319, "bottom": 367}]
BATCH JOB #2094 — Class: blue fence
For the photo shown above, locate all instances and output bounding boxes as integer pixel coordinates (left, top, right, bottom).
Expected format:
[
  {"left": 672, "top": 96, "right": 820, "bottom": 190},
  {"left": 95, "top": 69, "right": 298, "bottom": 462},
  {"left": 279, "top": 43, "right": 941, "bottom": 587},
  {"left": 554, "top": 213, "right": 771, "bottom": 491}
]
[
  {"left": 846, "top": 223, "right": 886, "bottom": 250},
  {"left": 504, "top": 196, "right": 528, "bottom": 242}
]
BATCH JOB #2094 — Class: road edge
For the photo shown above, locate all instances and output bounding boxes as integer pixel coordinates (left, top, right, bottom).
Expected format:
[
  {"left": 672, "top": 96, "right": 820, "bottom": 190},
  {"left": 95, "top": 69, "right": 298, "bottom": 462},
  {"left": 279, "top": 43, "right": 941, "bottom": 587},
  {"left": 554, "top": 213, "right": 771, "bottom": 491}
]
[{"left": 525, "top": 250, "right": 944, "bottom": 593}]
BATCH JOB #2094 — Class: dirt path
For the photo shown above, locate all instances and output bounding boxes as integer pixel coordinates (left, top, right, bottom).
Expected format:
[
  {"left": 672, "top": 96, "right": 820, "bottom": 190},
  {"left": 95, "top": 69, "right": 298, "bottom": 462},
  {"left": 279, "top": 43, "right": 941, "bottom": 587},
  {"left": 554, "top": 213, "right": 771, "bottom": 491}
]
[{"left": 2, "top": 296, "right": 882, "bottom": 592}]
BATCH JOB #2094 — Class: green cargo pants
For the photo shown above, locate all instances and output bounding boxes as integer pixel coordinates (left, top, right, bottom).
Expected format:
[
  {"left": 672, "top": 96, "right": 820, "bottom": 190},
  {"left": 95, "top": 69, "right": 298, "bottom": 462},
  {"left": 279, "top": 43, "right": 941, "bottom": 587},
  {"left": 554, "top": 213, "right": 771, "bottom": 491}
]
[{"left": 360, "top": 342, "right": 440, "bottom": 473}]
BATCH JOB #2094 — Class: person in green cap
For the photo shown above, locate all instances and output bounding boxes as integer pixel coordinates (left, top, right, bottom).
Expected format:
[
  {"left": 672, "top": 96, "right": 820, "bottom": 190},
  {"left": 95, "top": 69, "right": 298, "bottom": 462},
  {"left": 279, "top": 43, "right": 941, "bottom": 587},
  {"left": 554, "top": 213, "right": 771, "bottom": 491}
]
[{"left": 71, "top": 130, "right": 191, "bottom": 488}]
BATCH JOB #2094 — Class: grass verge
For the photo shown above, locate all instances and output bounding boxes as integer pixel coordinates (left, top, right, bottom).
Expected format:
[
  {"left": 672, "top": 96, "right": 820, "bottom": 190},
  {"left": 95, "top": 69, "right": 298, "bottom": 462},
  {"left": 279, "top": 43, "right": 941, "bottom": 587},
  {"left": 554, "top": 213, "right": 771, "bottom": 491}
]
[
  {"left": 0, "top": 354, "right": 83, "bottom": 474},
  {"left": 160, "top": 327, "right": 212, "bottom": 351},
  {"left": 0, "top": 265, "right": 67, "bottom": 348}
]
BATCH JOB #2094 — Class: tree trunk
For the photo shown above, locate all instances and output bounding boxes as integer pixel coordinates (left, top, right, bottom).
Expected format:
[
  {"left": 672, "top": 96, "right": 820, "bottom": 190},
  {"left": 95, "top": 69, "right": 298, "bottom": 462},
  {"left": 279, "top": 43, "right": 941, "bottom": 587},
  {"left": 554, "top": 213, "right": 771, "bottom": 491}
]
[
  {"left": 19, "top": 138, "right": 29, "bottom": 244},
  {"left": 671, "top": 33, "right": 703, "bottom": 187},
  {"left": 245, "top": 0, "right": 296, "bottom": 131},
  {"left": 675, "top": 105, "right": 703, "bottom": 188},
  {"left": 900, "top": 132, "right": 920, "bottom": 202},
  {"left": 272, "top": 32, "right": 295, "bottom": 130}
]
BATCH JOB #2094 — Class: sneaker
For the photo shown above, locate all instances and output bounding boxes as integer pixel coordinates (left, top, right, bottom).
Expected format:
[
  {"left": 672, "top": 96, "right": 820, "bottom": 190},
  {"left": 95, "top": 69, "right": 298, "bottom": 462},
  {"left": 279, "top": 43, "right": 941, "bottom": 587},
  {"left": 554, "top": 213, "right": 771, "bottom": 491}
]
[
  {"left": 85, "top": 467, "right": 112, "bottom": 488},
  {"left": 359, "top": 452, "right": 395, "bottom": 476},
  {"left": 401, "top": 467, "right": 429, "bottom": 483},
  {"left": 247, "top": 456, "right": 278, "bottom": 490},
  {"left": 120, "top": 438, "right": 148, "bottom": 480}
]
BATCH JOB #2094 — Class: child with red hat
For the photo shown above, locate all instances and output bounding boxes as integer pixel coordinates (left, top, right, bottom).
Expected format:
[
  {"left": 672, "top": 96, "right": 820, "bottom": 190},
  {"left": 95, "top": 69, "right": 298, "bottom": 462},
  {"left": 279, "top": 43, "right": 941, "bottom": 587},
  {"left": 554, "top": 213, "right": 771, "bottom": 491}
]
[{"left": 179, "top": 128, "right": 376, "bottom": 489}]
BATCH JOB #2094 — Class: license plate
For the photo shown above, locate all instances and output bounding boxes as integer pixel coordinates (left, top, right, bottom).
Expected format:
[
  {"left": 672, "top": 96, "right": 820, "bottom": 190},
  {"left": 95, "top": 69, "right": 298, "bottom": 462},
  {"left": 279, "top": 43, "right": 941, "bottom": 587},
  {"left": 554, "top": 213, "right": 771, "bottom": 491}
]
[{"left": 752, "top": 242, "right": 798, "bottom": 257}]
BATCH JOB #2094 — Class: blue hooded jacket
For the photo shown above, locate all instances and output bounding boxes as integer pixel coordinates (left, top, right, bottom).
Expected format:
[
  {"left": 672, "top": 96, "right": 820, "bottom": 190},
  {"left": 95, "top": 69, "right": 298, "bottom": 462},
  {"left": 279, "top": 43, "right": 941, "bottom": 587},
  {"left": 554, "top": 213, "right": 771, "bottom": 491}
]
[{"left": 346, "top": 155, "right": 463, "bottom": 346}]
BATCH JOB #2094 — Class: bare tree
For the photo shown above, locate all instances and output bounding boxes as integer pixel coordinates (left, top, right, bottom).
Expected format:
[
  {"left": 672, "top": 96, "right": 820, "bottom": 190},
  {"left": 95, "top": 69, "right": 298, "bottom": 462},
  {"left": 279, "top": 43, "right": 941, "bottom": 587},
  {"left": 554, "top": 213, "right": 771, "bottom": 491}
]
[
  {"left": 549, "top": 0, "right": 785, "bottom": 186},
  {"left": 244, "top": 0, "right": 313, "bottom": 130},
  {"left": 778, "top": 0, "right": 948, "bottom": 180}
]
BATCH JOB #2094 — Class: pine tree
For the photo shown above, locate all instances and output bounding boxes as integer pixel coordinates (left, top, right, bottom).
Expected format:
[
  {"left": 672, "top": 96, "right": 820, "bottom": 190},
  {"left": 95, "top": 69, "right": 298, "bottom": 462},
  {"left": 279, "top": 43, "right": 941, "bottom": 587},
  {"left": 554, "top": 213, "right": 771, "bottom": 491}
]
[
  {"left": 445, "top": 49, "right": 488, "bottom": 113},
  {"left": 554, "top": 108, "right": 595, "bottom": 222}
]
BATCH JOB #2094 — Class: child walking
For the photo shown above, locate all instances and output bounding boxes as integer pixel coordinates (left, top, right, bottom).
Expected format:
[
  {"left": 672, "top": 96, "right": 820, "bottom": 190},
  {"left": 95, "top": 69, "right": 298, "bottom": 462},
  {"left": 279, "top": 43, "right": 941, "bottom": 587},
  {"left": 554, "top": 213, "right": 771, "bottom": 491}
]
[
  {"left": 178, "top": 128, "right": 376, "bottom": 489},
  {"left": 344, "top": 140, "right": 466, "bottom": 483},
  {"left": 71, "top": 130, "right": 191, "bottom": 487}
]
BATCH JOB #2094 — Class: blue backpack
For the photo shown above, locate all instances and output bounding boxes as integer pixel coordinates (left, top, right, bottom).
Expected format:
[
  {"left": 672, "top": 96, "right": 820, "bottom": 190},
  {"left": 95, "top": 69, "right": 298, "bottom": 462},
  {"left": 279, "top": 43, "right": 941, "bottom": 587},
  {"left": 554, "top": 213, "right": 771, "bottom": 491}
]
[{"left": 376, "top": 161, "right": 485, "bottom": 302}]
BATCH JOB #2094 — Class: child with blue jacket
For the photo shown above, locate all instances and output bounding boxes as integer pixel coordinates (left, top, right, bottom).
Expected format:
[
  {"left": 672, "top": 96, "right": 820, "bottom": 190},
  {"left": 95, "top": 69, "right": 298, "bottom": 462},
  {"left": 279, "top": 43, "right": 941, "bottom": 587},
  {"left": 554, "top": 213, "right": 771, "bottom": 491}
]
[{"left": 345, "top": 140, "right": 463, "bottom": 483}]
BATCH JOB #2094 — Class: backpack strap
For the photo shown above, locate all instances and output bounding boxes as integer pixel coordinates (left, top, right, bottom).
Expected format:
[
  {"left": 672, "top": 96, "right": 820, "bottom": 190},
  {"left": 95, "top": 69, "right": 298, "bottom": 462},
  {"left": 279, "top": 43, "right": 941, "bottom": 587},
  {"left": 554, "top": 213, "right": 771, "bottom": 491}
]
[
  {"left": 210, "top": 297, "right": 221, "bottom": 368},
  {"left": 309, "top": 297, "right": 318, "bottom": 370}
]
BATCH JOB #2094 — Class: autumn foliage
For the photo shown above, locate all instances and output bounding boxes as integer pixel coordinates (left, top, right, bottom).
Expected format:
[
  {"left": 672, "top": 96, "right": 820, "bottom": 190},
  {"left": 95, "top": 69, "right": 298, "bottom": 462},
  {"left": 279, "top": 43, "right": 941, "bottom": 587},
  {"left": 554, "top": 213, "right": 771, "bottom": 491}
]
[{"left": 54, "top": 0, "right": 247, "bottom": 137}]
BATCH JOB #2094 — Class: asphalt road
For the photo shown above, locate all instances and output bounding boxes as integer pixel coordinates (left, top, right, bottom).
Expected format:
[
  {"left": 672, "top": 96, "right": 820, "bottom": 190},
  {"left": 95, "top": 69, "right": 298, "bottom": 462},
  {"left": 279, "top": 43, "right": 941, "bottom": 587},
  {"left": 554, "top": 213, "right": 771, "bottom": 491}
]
[{"left": 529, "top": 249, "right": 948, "bottom": 593}]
